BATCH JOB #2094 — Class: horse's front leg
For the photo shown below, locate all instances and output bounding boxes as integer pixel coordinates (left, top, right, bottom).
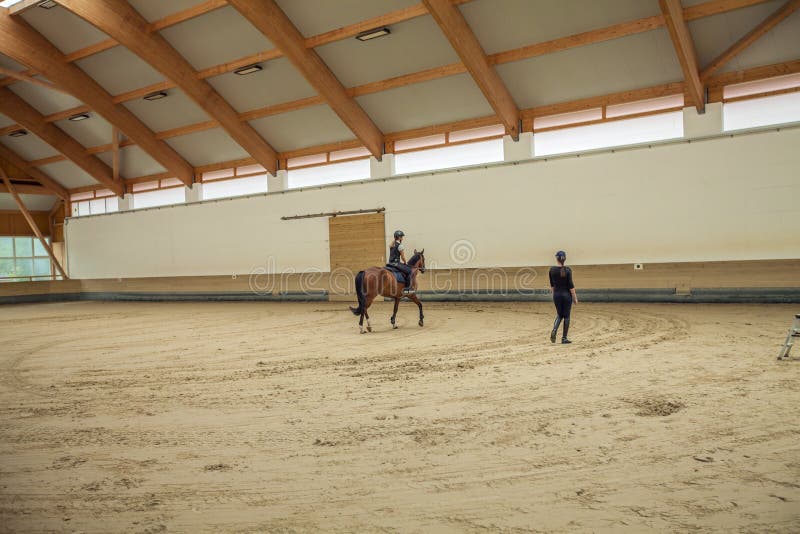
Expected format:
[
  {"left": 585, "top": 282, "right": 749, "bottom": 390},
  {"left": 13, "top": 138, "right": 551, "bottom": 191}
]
[
  {"left": 391, "top": 297, "right": 400, "bottom": 329},
  {"left": 408, "top": 294, "right": 424, "bottom": 327}
]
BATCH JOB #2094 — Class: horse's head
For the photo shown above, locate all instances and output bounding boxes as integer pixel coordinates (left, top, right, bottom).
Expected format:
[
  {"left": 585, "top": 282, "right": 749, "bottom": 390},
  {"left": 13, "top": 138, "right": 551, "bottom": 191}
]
[{"left": 410, "top": 248, "right": 426, "bottom": 273}]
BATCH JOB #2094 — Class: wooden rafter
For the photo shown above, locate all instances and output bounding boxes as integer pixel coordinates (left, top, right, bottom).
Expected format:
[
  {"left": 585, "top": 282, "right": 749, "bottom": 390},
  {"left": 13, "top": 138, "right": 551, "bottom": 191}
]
[
  {"left": 0, "top": 0, "right": 776, "bottom": 141},
  {"left": 227, "top": 0, "right": 385, "bottom": 159},
  {"left": 0, "top": 166, "right": 68, "bottom": 279},
  {"left": 422, "top": 0, "right": 520, "bottom": 138},
  {"left": 0, "top": 10, "right": 195, "bottom": 186},
  {"left": 0, "top": 66, "right": 71, "bottom": 94},
  {"left": 660, "top": 0, "right": 705, "bottom": 112},
  {"left": 701, "top": 0, "right": 800, "bottom": 79},
  {"left": 0, "top": 182, "right": 53, "bottom": 195},
  {"left": 58, "top": 0, "right": 279, "bottom": 175},
  {"left": 0, "top": 86, "right": 123, "bottom": 196},
  {"left": 0, "top": 0, "right": 226, "bottom": 87},
  {"left": 0, "top": 144, "right": 69, "bottom": 200}
]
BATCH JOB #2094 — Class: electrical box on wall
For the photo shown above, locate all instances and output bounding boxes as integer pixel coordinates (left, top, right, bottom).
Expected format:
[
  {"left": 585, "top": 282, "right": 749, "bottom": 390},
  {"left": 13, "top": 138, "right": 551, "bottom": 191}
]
[{"left": 634, "top": 263, "right": 644, "bottom": 270}]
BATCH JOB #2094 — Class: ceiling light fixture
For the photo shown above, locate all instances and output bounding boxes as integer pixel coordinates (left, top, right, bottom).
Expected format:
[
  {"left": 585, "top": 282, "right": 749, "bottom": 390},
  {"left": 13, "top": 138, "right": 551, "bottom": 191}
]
[
  {"left": 234, "top": 64, "right": 262, "bottom": 76},
  {"left": 68, "top": 112, "right": 90, "bottom": 121},
  {"left": 356, "top": 27, "right": 390, "bottom": 41},
  {"left": 143, "top": 90, "right": 168, "bottom": 101},
  {"left": 9, "top": 129, "right": 28, "bottom": 137},
  {"left": 38, "top": 0, "right": 57, "bottom": 8}
]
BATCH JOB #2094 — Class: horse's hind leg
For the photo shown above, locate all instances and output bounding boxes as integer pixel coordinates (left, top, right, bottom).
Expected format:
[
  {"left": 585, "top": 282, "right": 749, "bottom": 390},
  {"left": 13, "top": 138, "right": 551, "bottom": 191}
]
[
  {"left": 364, "top": 296, "right": 375, "bottom": 332},
  {"left": 359, "top": 311, "right": 366, "bottom": 334}
]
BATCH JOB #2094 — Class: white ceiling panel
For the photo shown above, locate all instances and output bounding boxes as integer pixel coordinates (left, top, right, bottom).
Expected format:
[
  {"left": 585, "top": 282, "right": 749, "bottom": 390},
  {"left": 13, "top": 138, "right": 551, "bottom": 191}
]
[
  {"left": 38, "top": 160, "right": 98, "bottom": 189},
  {"left": 75, "top": 46, "right": 165, "bottom": 96},
  {"left": 689, "top": 0, "right": 785, "bottom": 69},
  {"left": 248, "top": 105, "right": 355, "bottom": 152},
  {"left": 717, "top": 11, "right": 800, "bottom": 74},
  {"left": 20, "top": 4, "right": 110, "bottom": 55},
  {"left": 96, "top": 146, "right": 166, "bottom": 179},
  {"left": 128, "top": 0, "right": 209, "bottom": 23},
  {"left": 316, "top": 16, "right": 460, "bottom": 88},
  {"left": 0, "top": 114, "right": 14, "bottom": 129},
  {"left": 0, "top": 193, "right": 57, "bottom": 211},
  {"left": 461, "top": 0, "right": 662, "bottom": 55},
  {"left": 54, "top": 114, "right": 113, "bottom": 149},
  {"left": 355, "top": 73, "right": 493, "bottom": 133},
  {"left": 207, "top": 57, "right": 317, "bottom": 113},
  {"left": 165, "top": 128, "right": 250, "bottom": 166},
  {"left": 159, "top": 6, "right": 274, "bottom": 72},
  {"left": 7, "top": 80, "right": 84, "bottom": 116},
  {"left": 497, "top": 29, "right": 683, "bottom": 109},
  {"left": 0, "top": 54, "right": 27, "bottom": 71},
  {"left": 275, "top": 0, "right": 418, "bottom": 38},
  {"left": 0, "top": 133, "right": 59, "bottom": 161},
  {"left": 122, "top": 89, "right": 210, "bottom": 132}
]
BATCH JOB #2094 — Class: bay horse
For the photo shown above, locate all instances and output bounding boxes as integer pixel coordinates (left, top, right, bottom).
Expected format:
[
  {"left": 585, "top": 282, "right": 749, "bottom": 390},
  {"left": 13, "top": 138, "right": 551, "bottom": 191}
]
[{"left": 349, "top": 250, "right": 426, "bottom": 333}]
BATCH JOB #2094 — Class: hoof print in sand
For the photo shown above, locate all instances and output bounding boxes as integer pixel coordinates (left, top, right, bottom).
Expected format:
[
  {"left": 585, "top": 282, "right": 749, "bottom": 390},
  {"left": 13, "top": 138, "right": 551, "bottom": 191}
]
[{"left": 625, "top": 396, "right": 685, "bottom": 417}]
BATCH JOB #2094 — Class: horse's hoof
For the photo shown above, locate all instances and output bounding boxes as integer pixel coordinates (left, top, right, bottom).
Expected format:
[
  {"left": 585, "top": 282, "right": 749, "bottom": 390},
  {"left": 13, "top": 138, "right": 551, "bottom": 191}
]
[
  {"left": 366, "top": 326, "right": 372, "bottom": 332},
  {"left": 393, "top": 325, "right": 398, "bottom": 330},
  {"left": 419, "top": 321, "right": 424, "bottom": 327}
]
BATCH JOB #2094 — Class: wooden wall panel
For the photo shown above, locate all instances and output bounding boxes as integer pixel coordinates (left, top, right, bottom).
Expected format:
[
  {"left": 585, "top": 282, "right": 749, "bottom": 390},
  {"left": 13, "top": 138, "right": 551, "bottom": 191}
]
[
  {"left": 0, "top": 210, "right": 49, "bottom": 236},
  {"left": 328, "top": 213, "right": 386, "bottom": 274}
]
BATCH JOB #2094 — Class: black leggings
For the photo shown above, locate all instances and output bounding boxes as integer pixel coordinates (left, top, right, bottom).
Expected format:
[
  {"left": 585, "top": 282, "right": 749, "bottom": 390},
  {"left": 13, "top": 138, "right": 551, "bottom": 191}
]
[
  {"left": 552, "top": 291, "right": 572, "bottom": 340},
  {"left": 553, "top": 290, "right": 572, "bottom": 319}
]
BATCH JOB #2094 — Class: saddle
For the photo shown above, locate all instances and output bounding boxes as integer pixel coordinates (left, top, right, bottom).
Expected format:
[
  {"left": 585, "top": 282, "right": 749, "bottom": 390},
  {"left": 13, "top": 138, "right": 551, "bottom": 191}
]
[{"left": 385, "top": 263, "right": 411, "bottom": 287}]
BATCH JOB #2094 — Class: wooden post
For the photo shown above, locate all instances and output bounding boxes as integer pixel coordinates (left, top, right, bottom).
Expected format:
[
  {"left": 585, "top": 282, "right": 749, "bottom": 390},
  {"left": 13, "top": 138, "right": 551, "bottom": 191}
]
[
  {"left": 112, "top": 126, "right": 120, "bottom": 182},
  {"left": 0, "top": 167, "right": 68, "bottom": 279}
]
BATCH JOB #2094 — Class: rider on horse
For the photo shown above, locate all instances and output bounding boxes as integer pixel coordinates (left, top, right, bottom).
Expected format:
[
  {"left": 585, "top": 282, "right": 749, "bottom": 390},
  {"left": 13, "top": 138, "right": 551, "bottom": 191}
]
[{"left": 388, "top": 230, "right": 415, "bottom": 293}]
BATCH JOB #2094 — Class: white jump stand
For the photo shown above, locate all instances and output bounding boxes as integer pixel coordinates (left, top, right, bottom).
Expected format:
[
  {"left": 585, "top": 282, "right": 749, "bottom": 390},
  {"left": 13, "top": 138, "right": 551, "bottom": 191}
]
[{"left": 777, "top": 314, "right": 800, "bottom": 360}]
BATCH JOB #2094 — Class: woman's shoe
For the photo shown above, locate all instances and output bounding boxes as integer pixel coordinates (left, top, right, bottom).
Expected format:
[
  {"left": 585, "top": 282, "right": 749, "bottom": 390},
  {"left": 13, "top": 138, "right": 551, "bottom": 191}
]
[
  {"left": 561, "top": 338, "right": 572, "bottom": 344},
  {"left": 550, "top": 329, "right": 557, "bottom": 343}
]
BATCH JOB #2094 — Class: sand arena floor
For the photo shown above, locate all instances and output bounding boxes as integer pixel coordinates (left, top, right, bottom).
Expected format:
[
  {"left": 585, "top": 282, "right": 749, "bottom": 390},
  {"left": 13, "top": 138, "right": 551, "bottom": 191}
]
[{"left": 0, "top": 300, "right": 798, "bottom": 532}]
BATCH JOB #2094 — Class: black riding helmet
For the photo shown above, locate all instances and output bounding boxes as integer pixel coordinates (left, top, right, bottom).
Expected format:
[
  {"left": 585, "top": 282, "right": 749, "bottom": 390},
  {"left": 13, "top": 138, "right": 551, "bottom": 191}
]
[
  {"left": 394, "top": 230, "right": 405, "bottom": 239},
  {"left": 555, "top": 250, "right": 566, "bottom": 261}
]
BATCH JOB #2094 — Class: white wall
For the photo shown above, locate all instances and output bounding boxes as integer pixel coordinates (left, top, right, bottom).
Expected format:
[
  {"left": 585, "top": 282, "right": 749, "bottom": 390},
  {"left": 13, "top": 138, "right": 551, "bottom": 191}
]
[{"left": 65, "top": 127, "right": 800, "bottom": 279}]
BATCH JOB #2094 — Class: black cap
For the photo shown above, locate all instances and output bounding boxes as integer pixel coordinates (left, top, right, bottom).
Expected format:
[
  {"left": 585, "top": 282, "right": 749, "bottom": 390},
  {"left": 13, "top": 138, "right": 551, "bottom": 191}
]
[{"left": 394, "top": 230, "right": 405, "bottom": 238}]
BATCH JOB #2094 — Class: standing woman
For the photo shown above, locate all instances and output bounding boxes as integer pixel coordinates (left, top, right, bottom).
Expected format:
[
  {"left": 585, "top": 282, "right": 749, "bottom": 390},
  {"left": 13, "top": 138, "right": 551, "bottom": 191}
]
[{"left": 549, "top": 250, "right": 578, "bottom": 344}]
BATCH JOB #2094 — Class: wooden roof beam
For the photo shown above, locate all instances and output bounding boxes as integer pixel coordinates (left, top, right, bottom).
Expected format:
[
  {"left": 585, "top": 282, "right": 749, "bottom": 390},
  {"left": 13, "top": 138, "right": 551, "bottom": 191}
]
[
  {"left": 660, "top": 0, "right": 705, "bottom": 112},
  {"left": 423, "top": 0, "right": 520, "bottom": 138},
  {"left": 228, "top": 0, "right": 385, "bottom": 159},
  {"left": 0, "top": 9, "right": 195, "bottom": 186},
  {"left": 0, "top": 145, "right": 69, "bottom": 200},
  {"left": 0, "top": 182, "right": 54, "bottom": 195},
  {"left": 0, "top": 86, "right": 122, "bottom": 196},
  {"left": 1, "top": 0, "right": 774, "bottom": 131},
  {"left": 701, "top": 0, "right": 800, "bottom": 80},
  {"left": 59, "top": 0, "right": 278, "bottom": 175}
]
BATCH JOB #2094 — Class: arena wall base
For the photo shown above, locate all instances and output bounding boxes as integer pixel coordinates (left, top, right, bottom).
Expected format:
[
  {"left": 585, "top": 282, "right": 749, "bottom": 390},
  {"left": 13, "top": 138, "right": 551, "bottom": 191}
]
[{"left": 413, "top": 287, "right": 800, "bottom": 304}]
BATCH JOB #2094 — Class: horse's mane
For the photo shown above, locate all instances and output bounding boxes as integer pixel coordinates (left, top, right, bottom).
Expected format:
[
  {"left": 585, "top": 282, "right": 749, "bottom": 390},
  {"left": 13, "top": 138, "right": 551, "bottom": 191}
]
[{"left": 408, "top": 253, "right": 422, "bottom": 266}]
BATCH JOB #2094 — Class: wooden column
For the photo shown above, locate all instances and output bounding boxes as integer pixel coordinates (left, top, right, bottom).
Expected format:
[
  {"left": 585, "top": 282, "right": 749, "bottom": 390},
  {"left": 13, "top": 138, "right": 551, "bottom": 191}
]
[
  {"left": 0, "top": 167, "right": 68, "bottom": 279},
  {"left": 112, "top": 126, "right": 120, "bottom": 182}
]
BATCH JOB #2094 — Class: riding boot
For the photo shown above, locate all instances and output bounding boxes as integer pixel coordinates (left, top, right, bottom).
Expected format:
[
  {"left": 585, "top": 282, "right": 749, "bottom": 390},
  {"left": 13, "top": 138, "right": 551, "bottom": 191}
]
[
  {"left": 550, "top": 316, "right": 562, "bottom": 343},
  {"left": 561, "top": 318, "right": 571, "bottom": 344}
]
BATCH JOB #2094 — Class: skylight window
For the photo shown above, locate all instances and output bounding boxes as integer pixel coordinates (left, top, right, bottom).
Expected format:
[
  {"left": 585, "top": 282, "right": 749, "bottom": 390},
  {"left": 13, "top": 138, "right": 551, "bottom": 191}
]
[{"left": 0, "top": 0, "right": 24, "bottom": 7}]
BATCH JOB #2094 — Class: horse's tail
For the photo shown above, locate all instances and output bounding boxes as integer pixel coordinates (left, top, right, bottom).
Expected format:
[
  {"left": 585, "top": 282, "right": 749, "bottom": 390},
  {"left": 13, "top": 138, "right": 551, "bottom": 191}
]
[{"left": 350, "top": 270, "right": 366, "bottom": 315}]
